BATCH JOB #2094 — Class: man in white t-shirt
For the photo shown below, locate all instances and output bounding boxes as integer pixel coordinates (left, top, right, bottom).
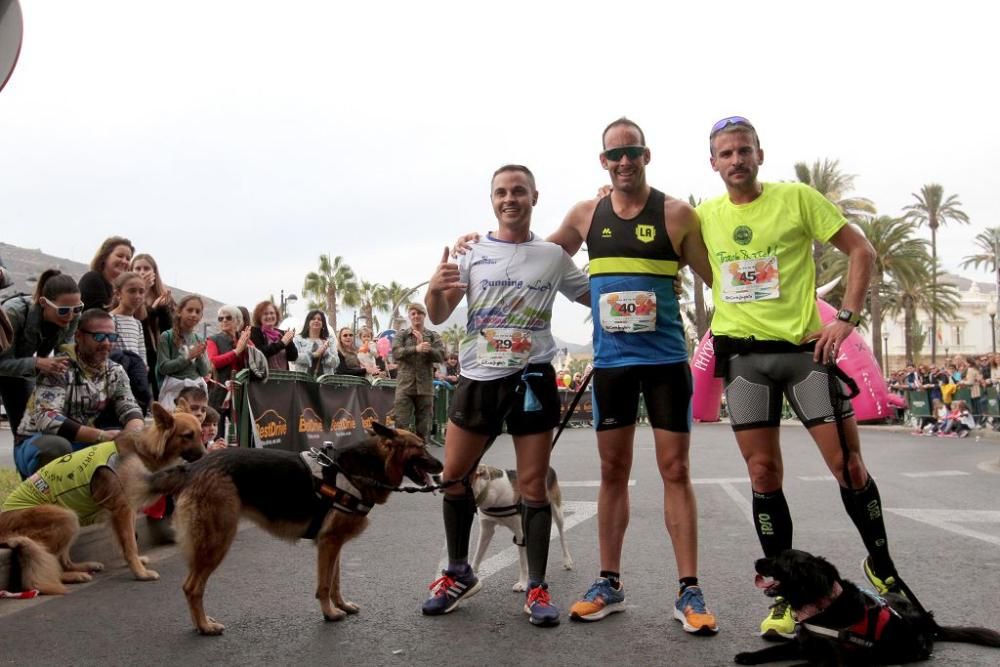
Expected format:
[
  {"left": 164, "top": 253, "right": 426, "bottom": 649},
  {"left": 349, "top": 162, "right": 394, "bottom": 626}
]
[{"left": 421, "top": 164, "right": 589, "bottom": 627}]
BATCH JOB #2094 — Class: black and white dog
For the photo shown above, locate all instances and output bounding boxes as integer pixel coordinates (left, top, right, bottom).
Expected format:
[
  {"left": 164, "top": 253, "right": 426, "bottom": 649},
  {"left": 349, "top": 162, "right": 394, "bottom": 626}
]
[
  {"left": 468, "top": 465, "right": 573, "bottom": 591},
  {"left": 736, "top": 549, "right": 1000, "bottom": 665}
]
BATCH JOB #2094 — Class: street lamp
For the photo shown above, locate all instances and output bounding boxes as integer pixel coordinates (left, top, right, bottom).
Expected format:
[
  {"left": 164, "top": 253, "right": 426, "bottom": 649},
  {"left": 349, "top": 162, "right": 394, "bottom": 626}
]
[
  {"left": 882, "top": 330, "right": 890, "bottom": 373},
  {"left": 279, "top": 289, "right": 298, "bottom": 319},
  {"left": 988, "top": 301, "right": 997, "bottom": 355}
]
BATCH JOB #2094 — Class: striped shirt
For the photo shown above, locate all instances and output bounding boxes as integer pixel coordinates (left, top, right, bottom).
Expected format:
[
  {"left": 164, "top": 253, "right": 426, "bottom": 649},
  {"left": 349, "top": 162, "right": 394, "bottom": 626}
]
[{"left": 112, "top": 314, "right": 148, "bottom": 365}]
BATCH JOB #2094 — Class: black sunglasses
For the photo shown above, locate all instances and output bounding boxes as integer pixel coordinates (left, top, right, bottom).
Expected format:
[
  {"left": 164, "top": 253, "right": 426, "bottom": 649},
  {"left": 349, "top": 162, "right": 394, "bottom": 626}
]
[
  {"left": 218, "top": 315, "right": 233, "bottom": 322},
  {"left": 709, "top": 115, "right": 755, "bottom": 137},
  {"left": 80, "top": 329, "right": 120, "bottom": 343},
  {"left": 603, "top": 145, "right": 645, "bottom": 162},
  {"left": 42, "top": 297, "right": 85, "bottom": 317}
]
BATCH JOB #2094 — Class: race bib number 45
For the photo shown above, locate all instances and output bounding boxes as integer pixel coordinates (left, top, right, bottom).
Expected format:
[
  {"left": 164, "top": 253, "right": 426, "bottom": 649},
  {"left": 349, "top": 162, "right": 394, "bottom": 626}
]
[
  {"left": 477, "top": 328, "right": 532, "bottom": 368},
  {"left": 720, "top": 256, "right": 780, "bottom": 303},
  {"left": 599, "top": 291, "right": 657, "bottom": 333}
]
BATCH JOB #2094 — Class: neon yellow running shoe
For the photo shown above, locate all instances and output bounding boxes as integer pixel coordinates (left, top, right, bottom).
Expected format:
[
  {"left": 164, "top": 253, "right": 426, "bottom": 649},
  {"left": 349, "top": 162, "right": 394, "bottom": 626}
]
[
  {"left": 759, "top": 597, "right": 795, "bottom": 641},
  {"left": 862, "top": 557, "right": 904, "bottom": 597}
]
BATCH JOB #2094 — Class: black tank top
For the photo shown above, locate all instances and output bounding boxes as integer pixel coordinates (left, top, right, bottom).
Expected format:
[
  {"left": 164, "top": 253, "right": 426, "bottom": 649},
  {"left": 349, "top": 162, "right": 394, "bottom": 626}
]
[{"left": 586, "top": 188, "right": 679, "bottom": 277}]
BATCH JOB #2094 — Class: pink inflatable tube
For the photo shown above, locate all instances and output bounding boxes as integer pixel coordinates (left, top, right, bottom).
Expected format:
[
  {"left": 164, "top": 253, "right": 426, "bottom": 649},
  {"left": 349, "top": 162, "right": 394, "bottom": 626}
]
[{"left": 690, "top": 299, "right": 905, "bottom": 423}]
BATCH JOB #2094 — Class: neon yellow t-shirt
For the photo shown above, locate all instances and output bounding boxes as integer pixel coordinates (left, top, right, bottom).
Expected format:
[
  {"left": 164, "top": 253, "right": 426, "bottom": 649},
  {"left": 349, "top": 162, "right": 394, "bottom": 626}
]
[
  {"left": 696, "top": 182, "right": 846, "bottom": 344},
  {"left": 1, "top": 441, "right": 118, "bottom": 526}
]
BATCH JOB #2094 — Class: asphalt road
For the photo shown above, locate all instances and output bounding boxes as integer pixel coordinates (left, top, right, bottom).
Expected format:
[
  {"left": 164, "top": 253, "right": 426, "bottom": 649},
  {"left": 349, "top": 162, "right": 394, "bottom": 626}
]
[{"left": 2, "top": 423, "right": 999, "bottom": 666}]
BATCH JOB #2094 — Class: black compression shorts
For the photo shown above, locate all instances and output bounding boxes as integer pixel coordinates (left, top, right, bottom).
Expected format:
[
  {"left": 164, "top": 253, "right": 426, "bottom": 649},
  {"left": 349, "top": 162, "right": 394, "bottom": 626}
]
[{"left": 592, "top": 362, "right": 692, "bottom": 433}]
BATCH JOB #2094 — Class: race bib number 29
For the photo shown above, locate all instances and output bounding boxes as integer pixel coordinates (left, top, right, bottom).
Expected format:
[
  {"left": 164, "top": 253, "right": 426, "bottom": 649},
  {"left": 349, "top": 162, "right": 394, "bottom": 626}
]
[{"left": 476, "top": 328, "right": 532, "bottom": 368}]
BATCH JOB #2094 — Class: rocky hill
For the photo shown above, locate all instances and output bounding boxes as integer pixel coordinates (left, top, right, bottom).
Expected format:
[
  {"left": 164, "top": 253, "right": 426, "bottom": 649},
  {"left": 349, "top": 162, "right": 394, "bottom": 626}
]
[{"left": 0, "top": 241, "right": 225, "bottom": 336}]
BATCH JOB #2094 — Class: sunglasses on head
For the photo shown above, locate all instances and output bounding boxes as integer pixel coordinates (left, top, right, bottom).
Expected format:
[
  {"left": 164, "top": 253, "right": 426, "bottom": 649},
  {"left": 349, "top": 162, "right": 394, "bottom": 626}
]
[
  {"left": 602, "top": 145, "right": 646, "bottom": 162},
  {"left": 80, "top": 329, "right": 120, "bottom": 343},
  {"left": 42, "top": 297, "right": 85, "bottom": 317},
  {"left": 709, "top": 115, "right": 755, "bottom": 137}
]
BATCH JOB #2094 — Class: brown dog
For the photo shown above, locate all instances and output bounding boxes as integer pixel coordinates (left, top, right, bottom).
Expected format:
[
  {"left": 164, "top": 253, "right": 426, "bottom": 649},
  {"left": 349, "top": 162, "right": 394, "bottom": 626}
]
[
  {"left": 137, "top": 422, "right": 443, "bottom": 635},
  {"left": 0, "top": 403, "right": 205, "bottom": 593}
]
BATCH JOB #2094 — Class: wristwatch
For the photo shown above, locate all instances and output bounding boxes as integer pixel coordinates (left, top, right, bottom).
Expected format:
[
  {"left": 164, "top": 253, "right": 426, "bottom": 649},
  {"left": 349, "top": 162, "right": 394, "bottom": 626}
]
[{"left": 835, "top": 308, "right": 861, "bottom": 326}]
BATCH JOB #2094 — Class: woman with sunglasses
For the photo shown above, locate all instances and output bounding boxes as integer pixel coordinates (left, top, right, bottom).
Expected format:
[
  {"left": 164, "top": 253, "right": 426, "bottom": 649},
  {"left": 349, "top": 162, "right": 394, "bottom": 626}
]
[
  {"left": 131, "top": 253, "right": 175, "bottom": 399},
  {"left": 0, "top": 269, "right": 82, "bottom": 436},
  {"left": 207, "top": 304, "right": 251, "bottom": 439},
  {"left": 334, "top": 327, "right": 367, "bottom": 377},
  {"left": 78, "top": 236, "right": 134, "bottom": 312}
]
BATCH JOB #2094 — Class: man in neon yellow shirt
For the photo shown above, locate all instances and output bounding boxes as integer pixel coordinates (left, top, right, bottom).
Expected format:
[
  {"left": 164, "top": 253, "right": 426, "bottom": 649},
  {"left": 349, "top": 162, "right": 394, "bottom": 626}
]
[{"left": 696, "top": 117, "right": 906, "bottom": 640}]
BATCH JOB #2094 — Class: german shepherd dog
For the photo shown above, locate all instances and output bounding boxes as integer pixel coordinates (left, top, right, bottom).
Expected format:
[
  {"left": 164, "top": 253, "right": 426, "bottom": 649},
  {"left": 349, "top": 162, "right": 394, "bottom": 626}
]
[
  {"left": 0, "top": 403, "right": 205, "bottom": 594},
  {"left": 736, "top": 549, "right": 1000, "bottom": 665},
  {"left": 136, "top": 422, "right": 443, "bottom": 635},
  {"left": 468, "top": 464, "right": 573, "bottom": 591}
]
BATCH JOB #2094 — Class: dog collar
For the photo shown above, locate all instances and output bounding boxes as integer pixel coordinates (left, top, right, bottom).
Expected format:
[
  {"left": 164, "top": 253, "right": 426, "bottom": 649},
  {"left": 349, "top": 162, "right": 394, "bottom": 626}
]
[{"left": 480, "top": 503, "right": 521, "bottom": 518}]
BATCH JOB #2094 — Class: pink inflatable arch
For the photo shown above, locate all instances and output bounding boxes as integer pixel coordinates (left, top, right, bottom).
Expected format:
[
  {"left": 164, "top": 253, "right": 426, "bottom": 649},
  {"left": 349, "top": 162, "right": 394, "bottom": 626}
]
[{"left": 691, "top": 299, "right": 904, "bottom": 423}]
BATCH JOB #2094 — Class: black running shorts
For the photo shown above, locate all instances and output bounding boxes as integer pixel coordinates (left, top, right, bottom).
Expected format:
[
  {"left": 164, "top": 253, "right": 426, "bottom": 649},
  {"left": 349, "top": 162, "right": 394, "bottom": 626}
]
[
  {"left": 448, "top": 364, "right": 561, "bottom": 436},
  {"left": 592, "top": 362, "right": 692, "bottom": 433},
  {"left": 724, "top": 351, "right": 855, "bottom": 431}
]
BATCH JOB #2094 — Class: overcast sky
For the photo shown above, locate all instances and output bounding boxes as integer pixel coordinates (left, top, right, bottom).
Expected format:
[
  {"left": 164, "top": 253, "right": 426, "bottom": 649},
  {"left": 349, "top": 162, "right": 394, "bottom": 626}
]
[{"left": 1, "top": 1, "right": 995, "bottom": 344}]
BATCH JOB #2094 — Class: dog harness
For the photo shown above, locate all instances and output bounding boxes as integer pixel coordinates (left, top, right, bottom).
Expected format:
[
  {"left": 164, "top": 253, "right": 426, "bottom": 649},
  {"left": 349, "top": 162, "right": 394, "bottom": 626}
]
[
  {"left": 802, "top": 589, "right": 897, "bottom": 649},
  {"left": 300, "top": 452, "right": 373, "bottom": 540}
]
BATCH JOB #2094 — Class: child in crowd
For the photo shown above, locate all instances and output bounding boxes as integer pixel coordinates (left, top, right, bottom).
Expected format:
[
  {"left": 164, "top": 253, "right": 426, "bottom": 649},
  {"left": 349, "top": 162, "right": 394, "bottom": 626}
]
[
  {"left": 936, "top": 400, "right": 974, "bottom": 437},
  {"left": 156, "top": 294, "right": 210, "bottom": 410},
  {"left": 176, "top": 385, "right": 209, "bottom": 424},
  {"left": 110, "top": 271, "right": 148, "bottom": 361},
  {"left": 920, "top": 398, "right": 948, "bottom": 435},
  {"left": 202, "top": 406, "right": 227, "bottom": 450}
]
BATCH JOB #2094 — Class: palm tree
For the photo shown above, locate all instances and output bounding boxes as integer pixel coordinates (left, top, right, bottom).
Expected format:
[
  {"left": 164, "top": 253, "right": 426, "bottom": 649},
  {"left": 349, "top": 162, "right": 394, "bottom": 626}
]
[
  {"left": 819, "top": 216, "right": 928, "bottom": 368},
  {"left": 883, "top": 264, "right": 961, "bottom": 365},
  {"left": 381, "top": 280, "right": 415, "bottom": 331},
  {"left": 302, "top": 254, "right": 358, "bottom": 332},
  {"left": 795, "top": 158, "right": 877, "bottom": 268},
  {"left": 687, "top": 194, "right": 709, "bottom": 337},
  {"left": 904, "top": 184, "right": 970, "bottom": 362},
  {"left": 356, "top": 280, "right": 388, "bottom": 332},
  {"left": 441, "top": 323, "right": 465, "bottom": 353},
  {"left": 959, "top": 226, "right": 1000, "bottom": 304}
]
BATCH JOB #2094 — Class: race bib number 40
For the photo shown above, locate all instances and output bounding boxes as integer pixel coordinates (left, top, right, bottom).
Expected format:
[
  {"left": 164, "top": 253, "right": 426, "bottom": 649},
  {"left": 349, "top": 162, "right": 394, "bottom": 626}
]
[
  {"left": 477, "top": 328, "right": 532, "bottom": 368},
  {"left": 720, "top": 256, "right": 780, "bottom": 303},
  {"left": 599, "top": 291, "right": 657, "bottom": 333}
]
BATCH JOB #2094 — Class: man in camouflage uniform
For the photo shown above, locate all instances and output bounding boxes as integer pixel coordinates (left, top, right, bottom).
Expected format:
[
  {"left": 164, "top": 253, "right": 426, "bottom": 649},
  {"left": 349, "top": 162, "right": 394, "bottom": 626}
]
[{"left": 391, "top": 303, "right": 445, "bottom": 442}]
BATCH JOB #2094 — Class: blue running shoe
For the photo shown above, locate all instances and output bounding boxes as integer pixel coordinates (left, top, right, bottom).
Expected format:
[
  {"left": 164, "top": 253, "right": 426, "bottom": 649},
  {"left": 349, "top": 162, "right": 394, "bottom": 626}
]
[
  {"left": 673, "top": 585, "right": 719, "bottom": 635},
  {"left": 421, "top": 565, "right": 481, "bottom": 615},
  {"left": 569, "top": 577, "right": 625, "bottom": 622},
  {"left": 524, "top": 581, "right": 560, "bottom": 627}
]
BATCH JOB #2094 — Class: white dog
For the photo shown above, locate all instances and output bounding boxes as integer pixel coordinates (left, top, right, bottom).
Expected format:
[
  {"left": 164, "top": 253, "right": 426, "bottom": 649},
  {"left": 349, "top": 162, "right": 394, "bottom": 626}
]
[{"left": 468, "top": 464, "right": 573, "bottom": 591}]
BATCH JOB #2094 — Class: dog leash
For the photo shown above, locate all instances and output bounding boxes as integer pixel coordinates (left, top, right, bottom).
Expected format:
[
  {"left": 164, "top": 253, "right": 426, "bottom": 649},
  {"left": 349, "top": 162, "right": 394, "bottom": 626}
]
[{"left": 551, "top": 368, "right": 592, "bottom": 449}]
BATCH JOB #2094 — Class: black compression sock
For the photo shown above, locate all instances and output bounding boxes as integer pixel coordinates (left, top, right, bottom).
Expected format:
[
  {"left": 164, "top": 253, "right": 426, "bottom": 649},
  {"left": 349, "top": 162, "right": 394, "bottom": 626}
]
[
  {"left": 443, "top": 491, "right": 477, "bottom": 564},
  {"left": 522, "top": 500, "right": 552, "bottom": 583},
  {"left": 752, "top": 488, "right": 794, "bottom": 558},
  {"left": 599, "top": 571, "right": 622, "bottom": 588},
  {"left": 840, "top": 476, "right": 896, "bottom": 577}
]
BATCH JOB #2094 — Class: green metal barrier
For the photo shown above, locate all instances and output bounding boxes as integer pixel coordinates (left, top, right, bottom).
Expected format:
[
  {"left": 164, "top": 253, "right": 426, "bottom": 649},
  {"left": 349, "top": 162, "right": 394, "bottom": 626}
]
[
  {"left": 906, "top": 390, "right": 932, "bottom": 418},
  {"left": 986, "top": 386, "right": 1000, "bottom": 418}
]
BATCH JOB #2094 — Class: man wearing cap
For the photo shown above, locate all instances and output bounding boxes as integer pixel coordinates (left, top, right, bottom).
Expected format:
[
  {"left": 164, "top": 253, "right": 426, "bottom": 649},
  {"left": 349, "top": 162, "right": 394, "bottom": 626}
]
[
  {"left": 696, "top": 116, "right": 907, "bottom": 640},
  {"left": 391, "top": 302, "right": 445, "bottom": 443}
]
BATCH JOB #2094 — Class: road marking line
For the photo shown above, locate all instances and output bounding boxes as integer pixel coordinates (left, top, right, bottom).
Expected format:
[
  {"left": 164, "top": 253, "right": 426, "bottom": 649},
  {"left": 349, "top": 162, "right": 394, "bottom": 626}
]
[
  {"left": 798, "top": 475, "right": 836, "bottom": 482},
  {"left": 474, "top": 501, "right": 598, "bottom": 581},
  {"left": 692, "top": 477, "right": 749, "bottom": 484},
  {"left": 900, "top": 470, "right": 970, "bottom": 478},
  {"left": 718, "top": 482, "right": 755, "bottom": 526},
  {"left": 886, "top": 508, "right": 1000, "bottom": 548},
  {"left": 561, "top": 480, "right": 635, "bottom": 487}
]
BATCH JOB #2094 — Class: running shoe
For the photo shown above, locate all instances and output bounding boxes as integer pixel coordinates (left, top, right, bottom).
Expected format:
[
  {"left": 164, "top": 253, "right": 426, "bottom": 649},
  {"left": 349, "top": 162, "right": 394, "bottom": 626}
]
[
  {"left": 524, "top": 581, "right": 560, "bottom": 627},
  {"left": 569, "top": 577, "right": 625, "bottom": 622},
  {"left": 862, "top": 557, "right": 906, "bottom": 598},
  {"left": 673, "top": 585, "right": 719, "bottom": 635},
  {"left": 421, "top": 565, "right": 481, "bottom": 615},
  {"left": 759, "top": 597, "right": 795, "bottom": 640}
]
